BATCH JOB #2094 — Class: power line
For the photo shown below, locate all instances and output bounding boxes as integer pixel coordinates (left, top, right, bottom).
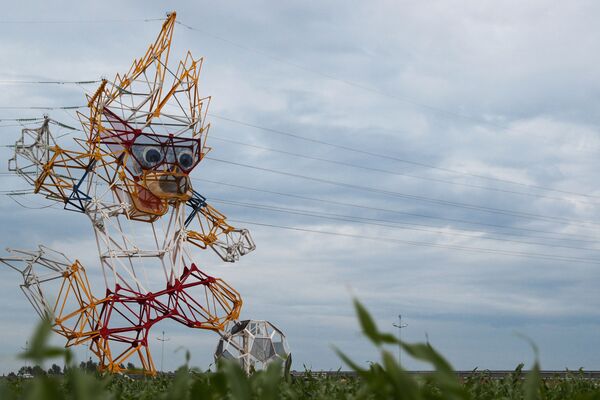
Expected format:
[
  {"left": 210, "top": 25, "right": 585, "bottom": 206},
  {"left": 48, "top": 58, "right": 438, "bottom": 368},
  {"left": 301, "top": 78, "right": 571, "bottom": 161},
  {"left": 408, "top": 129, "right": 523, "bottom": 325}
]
[
  {"left": 0, "top": 18, "right": 164, "bottom": 24},
  {"left": 2, "top": 18, "right": 597, "bottom": 266},
  {"left": 0, "top": 82, "right": 561, "bottom": 205},
  {"left": 6, "top": 194, "right": 57, "bottom": 210},
  {"left": 0, "top": 189, "right": 32, "bottom": 194},
  {"left": 0, "top": 100, "right": 593, "bottom": 203},
  {"left": 211, "top": 198, "right": 600, "bottom": 253},
  {"left": 0, "top": 100, "right": 594, "bottom": 234},
  {"left": 1, "top": 171, "right": 595, "bottom": 243},
  {"left": 47, "top": 119, "right": 79, "bottom": 130},
  {"left": 0, "top": 15, "right": 596, "bottom": 201},
  {"left": 0, "top": 105, "right": 85, "bottom": 110},
  {"left": 53, "top": 84, "right": 592, "bottom": 203},
  {"left": 210, "top": 135, "right": 592, "bottom": 205},
  {"left": 204, "top": 157, "right": 600, "bottom": 228},
  {"left": 195, "top": 178, "right": 600, "bottom": 243},
  {"left": 2, "top": 109, "right": 594, "bottom": 207},
  {"left": 0, "top": 80, "right": 100, "bottom": 85},
  {"left": 6, "top": 16, "right": 561, "bottom": 157},
  {"left": 3, "top": 169, "right": 598, "bottom": 258},
  {"left": 0, "top": 118, "right": 45, "bottom": 122},
  {"left": 1, "top": 112, "right": 596, "bottom": 230},
  {"left": 0, "top": 118, "right": 78, "bottom": 130},
  {"left": 177, "top": 19, "right": 597, "bottom": 161},
  {"left": 209, "top": 113, "right": 600, "bottom": 201},
  {"left": 229, "top": 219, "right": 600, "bottom": 266},
  {"left": 0, "top": 123, "right": 44, "bottom": 128},
  {"left": 0, "top": 118, "right": 47, "bottom": 129}
]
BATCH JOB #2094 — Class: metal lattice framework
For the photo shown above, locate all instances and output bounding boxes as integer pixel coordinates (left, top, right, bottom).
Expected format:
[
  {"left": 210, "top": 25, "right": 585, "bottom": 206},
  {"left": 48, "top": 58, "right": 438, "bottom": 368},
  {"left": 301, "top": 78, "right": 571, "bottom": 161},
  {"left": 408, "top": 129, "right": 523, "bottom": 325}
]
[{"left": 0, "top": 12, "right": 290, "bottom": 375}]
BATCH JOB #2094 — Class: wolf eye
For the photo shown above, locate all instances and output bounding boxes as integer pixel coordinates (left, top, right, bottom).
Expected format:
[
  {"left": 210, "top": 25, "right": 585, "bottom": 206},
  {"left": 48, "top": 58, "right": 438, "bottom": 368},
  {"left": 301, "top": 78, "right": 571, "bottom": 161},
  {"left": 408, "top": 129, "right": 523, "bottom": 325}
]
[
  {"left": 177, "top": 149, "right": 195, "bottom": 170},
  {"left": 140, "top": 147, "right": 163, "bottom": 168}
]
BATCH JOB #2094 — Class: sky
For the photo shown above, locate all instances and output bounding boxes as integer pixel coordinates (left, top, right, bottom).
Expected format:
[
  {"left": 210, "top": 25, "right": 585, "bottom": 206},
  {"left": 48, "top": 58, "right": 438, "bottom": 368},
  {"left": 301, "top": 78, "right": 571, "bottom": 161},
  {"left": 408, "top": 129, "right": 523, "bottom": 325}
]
[{"left": 1, "top": 0, "right": 600, "bottom": 373}]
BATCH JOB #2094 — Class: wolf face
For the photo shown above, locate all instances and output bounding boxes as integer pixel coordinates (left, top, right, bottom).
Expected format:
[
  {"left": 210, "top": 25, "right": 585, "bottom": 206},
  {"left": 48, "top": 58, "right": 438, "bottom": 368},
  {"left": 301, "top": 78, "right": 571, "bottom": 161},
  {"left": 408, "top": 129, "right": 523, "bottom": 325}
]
[{"left": 100, "top": 107, "right": 202, "bottom": 213}]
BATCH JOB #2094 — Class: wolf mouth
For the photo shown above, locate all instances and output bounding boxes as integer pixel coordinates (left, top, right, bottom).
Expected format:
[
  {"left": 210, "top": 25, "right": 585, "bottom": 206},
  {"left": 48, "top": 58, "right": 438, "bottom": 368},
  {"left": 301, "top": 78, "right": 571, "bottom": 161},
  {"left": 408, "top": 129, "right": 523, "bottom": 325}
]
[
  {"left": 145, "top": 173, "right": 191, "bottom": 199},
  {"left": 159, "top": 174, "right": 187, "bottom": 194}
]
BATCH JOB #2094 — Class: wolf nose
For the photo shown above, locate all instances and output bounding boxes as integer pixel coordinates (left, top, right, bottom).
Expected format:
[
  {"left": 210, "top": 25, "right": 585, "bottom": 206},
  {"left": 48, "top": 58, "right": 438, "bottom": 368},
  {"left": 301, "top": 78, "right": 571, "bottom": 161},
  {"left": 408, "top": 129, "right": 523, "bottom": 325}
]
[{"left": 158, "top": 175, "right": 189, "bottom": 195}]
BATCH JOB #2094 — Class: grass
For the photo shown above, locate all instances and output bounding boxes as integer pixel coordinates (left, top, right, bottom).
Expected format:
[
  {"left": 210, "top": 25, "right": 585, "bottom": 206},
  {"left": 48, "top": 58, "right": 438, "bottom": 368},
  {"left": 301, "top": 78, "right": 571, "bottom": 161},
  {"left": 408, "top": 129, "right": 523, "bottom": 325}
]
[{"left": 1, "top": 299, "right": 599, "bottom": 399}]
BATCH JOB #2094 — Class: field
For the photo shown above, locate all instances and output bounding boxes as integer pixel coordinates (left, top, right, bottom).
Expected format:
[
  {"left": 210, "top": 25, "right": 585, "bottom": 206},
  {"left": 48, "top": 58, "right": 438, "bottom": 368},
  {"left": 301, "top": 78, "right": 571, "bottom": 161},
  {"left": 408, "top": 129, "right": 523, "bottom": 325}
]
[{"left": 1, "top": 300, "right": 599, "bottom": 400}]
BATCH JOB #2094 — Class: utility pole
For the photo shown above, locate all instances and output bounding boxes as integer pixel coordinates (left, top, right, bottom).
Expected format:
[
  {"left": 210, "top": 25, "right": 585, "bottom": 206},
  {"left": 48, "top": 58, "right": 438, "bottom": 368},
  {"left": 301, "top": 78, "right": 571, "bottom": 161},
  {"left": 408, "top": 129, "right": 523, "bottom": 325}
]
[
  {"left": 392, "top": 315, "right": 408, "bottom": 366},
  {"left": 21, "top": 341, "right": 29, "bottom": 370},
  {"left": 156, "top": 331, "right": 170, "bottom": 373}
]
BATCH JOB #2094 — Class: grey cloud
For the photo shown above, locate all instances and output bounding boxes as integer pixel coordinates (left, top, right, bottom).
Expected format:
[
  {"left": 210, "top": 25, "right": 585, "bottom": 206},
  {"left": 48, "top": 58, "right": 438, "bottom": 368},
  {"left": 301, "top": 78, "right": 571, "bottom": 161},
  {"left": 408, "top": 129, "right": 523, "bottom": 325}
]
[{"left": 0, "top": 0, "right": 599, "bottom": 374}]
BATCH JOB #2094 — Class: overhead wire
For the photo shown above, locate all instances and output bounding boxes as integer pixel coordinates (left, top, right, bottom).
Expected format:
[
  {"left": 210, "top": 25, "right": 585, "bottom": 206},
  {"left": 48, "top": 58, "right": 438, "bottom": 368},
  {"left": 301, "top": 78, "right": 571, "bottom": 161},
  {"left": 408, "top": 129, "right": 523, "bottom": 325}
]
[
  {"left": 0, "top": 117, "right": 45, "bottom": 122},
  {"left": 209, "top": 113, "right": 600, "bottom": 201},
  {"left": 0, "top": 161, "right": 596, "bottom": 251},
  {"left": 0, "top": 93, "right": 594, "bottom": 203},
  {"left": 0, "top": 15, "right": 596, "bottom": 199},
  {"left": 175, "top": 17, "right": 486, "bottom": 126},
  {"left": 0, "top": 188, "right": 32, "bottom": 194},
  {"left": 0, "top": 18, "right": 164, "bottom": 24},
  {"left": 6, "top": 194, "right": 57, "bottom": 210},
  {"left": 0, "top": 22, "right": 595, "bottom": 249},
  {"left": 204, "top": 156, "right": 600, "bottom": 228},
  {"left": 1, "top": 111, "right": 598, "bottom": 236},
  {"left": 0, "top": 117, "right": 78, "bottom": 132},
  {"left": 3, "top": 173, "right": 599, "bottom": 262},
  {"left": 0, "top": 105, "right": 86, "bottom": 110},
  {"left": 209, "top": 134, "right": 592, "bottom": 204},
  {"left": 1, "top": 169, "right": 596, "bottom": 245},
  {"left": 3, "top": 157, "right": 599, "bottom": 264},
  {"left": 210, "top": 197, "right": 600, "bottom": 253},
  {"left": 0, "top": 79, "right": 100, "bottom": 85},
  {"left": 177, "top": 18, "right": 600, "bottom": 156},
  {"left": 0, "top": 15, "right": 590, "bottom": 201},
  {"left": 1, "top": 108, "right": 596, "bottom": 208},
  {"left": 1, "top": 15, "right": 589, "bottom": 169},
  {"left": 0, "top": 18, "right": 598, "bottom": 272},
  {"left": 0, "top": 123, "right": 43, "bottom": 128},
  {"left": 0, "top": 13, "right": 556, "bottom": 151},
  {"left": 194, "top": 177, "right": 599, "bottom": 243},
  {"left": 229, "top": 219, "right": 600, "bottom": 266}
]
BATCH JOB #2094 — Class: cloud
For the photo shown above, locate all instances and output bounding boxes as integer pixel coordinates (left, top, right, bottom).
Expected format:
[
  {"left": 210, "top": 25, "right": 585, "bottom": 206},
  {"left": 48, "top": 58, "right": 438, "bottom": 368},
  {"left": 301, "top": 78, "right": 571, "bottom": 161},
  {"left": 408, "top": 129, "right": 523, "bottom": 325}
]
[{"left": 1, "top": 0, "right": 600, "bottom": 374}]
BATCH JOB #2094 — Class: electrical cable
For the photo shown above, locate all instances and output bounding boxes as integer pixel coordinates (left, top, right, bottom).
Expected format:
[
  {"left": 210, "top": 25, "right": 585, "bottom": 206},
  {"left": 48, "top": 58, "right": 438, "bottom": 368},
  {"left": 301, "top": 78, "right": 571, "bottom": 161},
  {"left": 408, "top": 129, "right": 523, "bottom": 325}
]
[
  {"left": 210, "top": 198, "right": 600, "bottom": 252},
  {"left": 0, "top": 123, "right": 43, "bottom": 128},
  {"left": 0, "top": 105, "right": 85, "bottom": 110},
  {"left": 229, "top": 219, "right": 600, "bottom": 266},
  {"left": 6, "top": 194, "right": 57, "bottom": 210},
  {"left": 1, "top": 15, "right": 596, "bottom": 199},
  {"left": 210, "top": 135, "right": 593, "bottom": 204},
  {"left": 209, "top": 113, "right": 600, "bottom": 200},
  {"left": 204, "top": 156, "right": 600, "bottom": 228},
  {"left": 0, "top": 118, "right": 45, "bottom": 122},
  {"left": 1, "top": 114, "right": 597, "bottom": 232},
  {"left": 0, "top": 102, "right": 593, "bottom": 203},
  {"left": 0, "top": 80, "right": 100, "bottom": 85},
  {"left": 1, "top": 171, "right": 596, "bottom": 244},
  {"left": 194, "top": 178, "right": 600, "bottom": 243},
  {"left": 177, "top": 19, "right": 598, "bottom": 160},
  {"left": 0, "top": 18, "right": 164, "bottom": 24}
]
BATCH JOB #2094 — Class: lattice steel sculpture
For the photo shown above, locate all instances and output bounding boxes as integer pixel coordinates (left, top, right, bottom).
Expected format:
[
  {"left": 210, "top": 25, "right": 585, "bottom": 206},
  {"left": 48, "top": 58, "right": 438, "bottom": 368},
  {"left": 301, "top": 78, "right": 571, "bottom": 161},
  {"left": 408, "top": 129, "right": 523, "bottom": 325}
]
[
  {"left": 1, "top": 12, "right": 288, "bottom": 375},
  {"left": 215, "top": 320, "right": 291, "bottom": 374}
]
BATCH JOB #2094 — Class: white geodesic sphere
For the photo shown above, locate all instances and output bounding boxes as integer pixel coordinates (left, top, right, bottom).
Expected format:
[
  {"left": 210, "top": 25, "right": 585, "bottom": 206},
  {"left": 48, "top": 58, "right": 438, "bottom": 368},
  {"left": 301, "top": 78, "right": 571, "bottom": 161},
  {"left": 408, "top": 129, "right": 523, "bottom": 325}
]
[{"left": 215, "top": 320, "right": 291, "bottom": 372}]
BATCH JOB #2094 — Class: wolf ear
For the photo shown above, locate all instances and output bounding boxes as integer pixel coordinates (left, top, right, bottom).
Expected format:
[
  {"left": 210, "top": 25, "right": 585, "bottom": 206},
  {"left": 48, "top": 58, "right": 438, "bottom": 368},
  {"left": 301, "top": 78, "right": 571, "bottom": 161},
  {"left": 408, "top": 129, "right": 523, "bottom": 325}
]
[{"left": 100, "top": 108, "right": 140, "bottom": 149}]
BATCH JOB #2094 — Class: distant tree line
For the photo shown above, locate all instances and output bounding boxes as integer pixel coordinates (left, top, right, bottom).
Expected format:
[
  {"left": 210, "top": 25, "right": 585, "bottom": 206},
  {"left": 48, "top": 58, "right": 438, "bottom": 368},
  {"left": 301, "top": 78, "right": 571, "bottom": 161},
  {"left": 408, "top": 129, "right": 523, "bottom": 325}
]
[{"left": 4, "top": 359, "right": 138, "bottom": 377}]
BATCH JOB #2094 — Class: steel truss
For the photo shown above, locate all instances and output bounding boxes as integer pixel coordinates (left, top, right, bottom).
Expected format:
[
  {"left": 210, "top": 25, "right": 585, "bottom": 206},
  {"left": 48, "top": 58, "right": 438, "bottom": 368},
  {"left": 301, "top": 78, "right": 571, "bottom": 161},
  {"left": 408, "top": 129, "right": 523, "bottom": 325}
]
[{"left": 0, "top": 12, "right": 290, "bottom": 376}]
